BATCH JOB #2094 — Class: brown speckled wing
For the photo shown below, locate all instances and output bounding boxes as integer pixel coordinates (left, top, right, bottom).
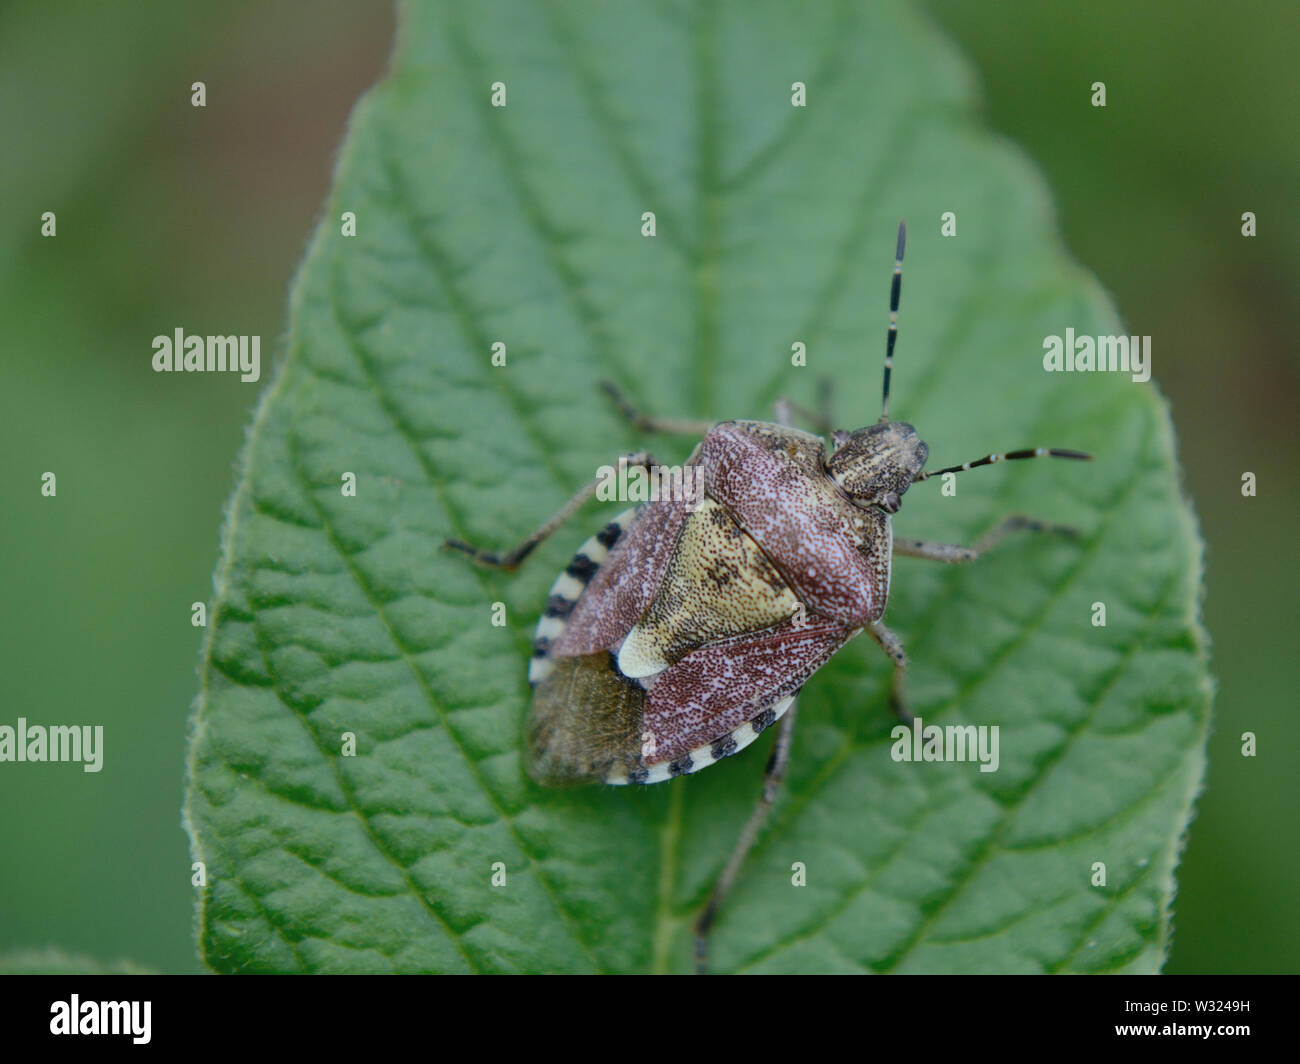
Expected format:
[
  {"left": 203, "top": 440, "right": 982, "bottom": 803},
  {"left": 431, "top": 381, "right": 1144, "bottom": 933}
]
[{"left": 641, "top": 616, "right": 855, "bottom": 764}]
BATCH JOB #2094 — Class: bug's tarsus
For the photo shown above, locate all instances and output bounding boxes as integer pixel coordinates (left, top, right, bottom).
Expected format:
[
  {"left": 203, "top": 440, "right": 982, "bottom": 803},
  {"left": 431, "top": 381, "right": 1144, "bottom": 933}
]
[
  {"left": 880, "top": 219, "right": 906, "bottom": 424},
  {"left": 888, "top": 673, "right": 913, "bottom": 726},
  {"left": 599, "top": 379, "right": 712, "bottom": 437},
  {"left": 914, "top": 447, "right": 1092, "bottom": 482},
  {"left": 694, "top": 695, "right": 802, "bottom": 975},
  {"left": 442, "top": 537, "right": 532, "bottom": 572},
  {"left": 971, "top": 514, "right": 1082, "bottom": 553},
  {"left": 441, "top": 450, "right": 657, "bottom": 570}
]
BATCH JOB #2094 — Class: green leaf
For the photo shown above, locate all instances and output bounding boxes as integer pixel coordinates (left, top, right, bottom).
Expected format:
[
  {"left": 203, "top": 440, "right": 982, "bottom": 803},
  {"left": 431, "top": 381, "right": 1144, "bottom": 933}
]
[{"left": 184, "top": 0, "right": 1211, "bottom": 973}]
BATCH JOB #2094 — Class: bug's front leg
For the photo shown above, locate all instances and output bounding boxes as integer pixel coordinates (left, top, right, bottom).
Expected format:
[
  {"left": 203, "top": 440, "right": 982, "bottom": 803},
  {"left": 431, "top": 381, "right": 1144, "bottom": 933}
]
[
  {"left": 868, "top": 620, "right": 912, "bottom": 725},
  {"left": 694, "top": 694, "right": 802, "bottom": 975},
  {"left": 893, "top": 513, "right": 1081, "bottom": 564},
  {"left": 773, "top": 377, "right": 836, "bottom": 434},
  {"left": 443, "top": 450, "right": 656, "bottom": 570},
  {"left": 598, "top": 380, "right": 713, "bottom": 437}
]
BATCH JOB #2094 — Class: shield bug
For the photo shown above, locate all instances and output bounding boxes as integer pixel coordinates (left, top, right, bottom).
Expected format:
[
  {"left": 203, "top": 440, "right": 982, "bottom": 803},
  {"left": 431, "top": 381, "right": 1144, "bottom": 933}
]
[{"left": 445, "top": 221, "right": 1091, "bottom": 972}]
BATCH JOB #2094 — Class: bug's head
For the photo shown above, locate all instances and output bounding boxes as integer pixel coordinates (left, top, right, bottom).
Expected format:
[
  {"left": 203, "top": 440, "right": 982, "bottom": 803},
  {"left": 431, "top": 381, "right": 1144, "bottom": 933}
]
[{"left": 826, "top": 421, "right": 928, "bottom": 513}]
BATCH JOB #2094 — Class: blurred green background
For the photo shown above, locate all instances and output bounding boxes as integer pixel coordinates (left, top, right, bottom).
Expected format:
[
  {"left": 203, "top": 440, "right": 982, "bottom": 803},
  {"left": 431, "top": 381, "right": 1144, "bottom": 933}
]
[{"left": 1, "top": 1, "right": 1294, "bottom": 973}]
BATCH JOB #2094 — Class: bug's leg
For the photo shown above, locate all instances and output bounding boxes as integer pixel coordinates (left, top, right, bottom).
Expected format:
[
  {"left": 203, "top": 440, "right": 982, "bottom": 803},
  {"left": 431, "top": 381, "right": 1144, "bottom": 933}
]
[
  {"left": 772, "top": 395, "right": 832, "bottom": 434},
  {"left": 694, "top": 695, "right": 801, "bottom": 975},
  {"left": 868, "top": 620, "right": 912, "bottom": 725},
  {"left": 443, "top": 451, "right": 655, "bottom": 570},
  {"left": 598, "top": 379, "right": 713, "bottom": 436},
  {"left": 893, "top": 514, "right": 1081, "bottom": 565},
  {"left": 773, "top": 375, "right": 836, "bottom": 434},
  {"left": 817, "top": 375, "right": 835, "bottom": 432}
]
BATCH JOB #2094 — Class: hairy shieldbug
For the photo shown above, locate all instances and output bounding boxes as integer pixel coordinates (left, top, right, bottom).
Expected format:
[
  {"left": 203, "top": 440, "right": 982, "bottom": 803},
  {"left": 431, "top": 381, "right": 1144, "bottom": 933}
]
[{"left": 445, "top": 221, "right": 1091, "bottom": 971}]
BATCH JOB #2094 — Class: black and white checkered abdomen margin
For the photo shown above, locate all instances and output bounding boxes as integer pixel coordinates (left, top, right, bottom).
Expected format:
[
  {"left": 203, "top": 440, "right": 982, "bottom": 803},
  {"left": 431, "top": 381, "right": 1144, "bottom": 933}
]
[{"left": 528, "top": 506, "right": 639, "bottom": 687}]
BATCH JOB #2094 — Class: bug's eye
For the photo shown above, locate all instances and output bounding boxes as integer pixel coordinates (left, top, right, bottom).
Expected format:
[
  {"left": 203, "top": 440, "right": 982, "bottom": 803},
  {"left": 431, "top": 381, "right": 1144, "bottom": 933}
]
[{"left": 878, "top": 491, "right": 901, "bottom": 514}]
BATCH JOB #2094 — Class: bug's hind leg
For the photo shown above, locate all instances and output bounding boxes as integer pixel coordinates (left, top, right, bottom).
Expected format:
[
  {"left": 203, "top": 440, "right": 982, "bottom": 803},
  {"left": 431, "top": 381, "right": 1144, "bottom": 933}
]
[
  {"left": 598, "top": 380, "right": 713, "bottom": 437},
  {"left": 694, "top": 694, "right": 801, "bottom": 975},
  {"left": 443, "top": 451, "right": 656, "bottom": 571},
  {"left": 893, "top": 514, "right": 1081, "bottom": 565},
  {"left": 868, "top": 620, "right": 912, "bottom": 725}
]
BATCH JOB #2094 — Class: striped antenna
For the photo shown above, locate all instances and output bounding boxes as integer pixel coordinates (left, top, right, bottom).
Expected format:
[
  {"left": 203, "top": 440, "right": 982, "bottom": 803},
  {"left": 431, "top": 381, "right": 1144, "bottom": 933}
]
[
  {"left": 880, "top": 220, "right": 906, "bottom": 422},
  {"left": 914, "top": 447, "right": 1092, "bottom": 482}
]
